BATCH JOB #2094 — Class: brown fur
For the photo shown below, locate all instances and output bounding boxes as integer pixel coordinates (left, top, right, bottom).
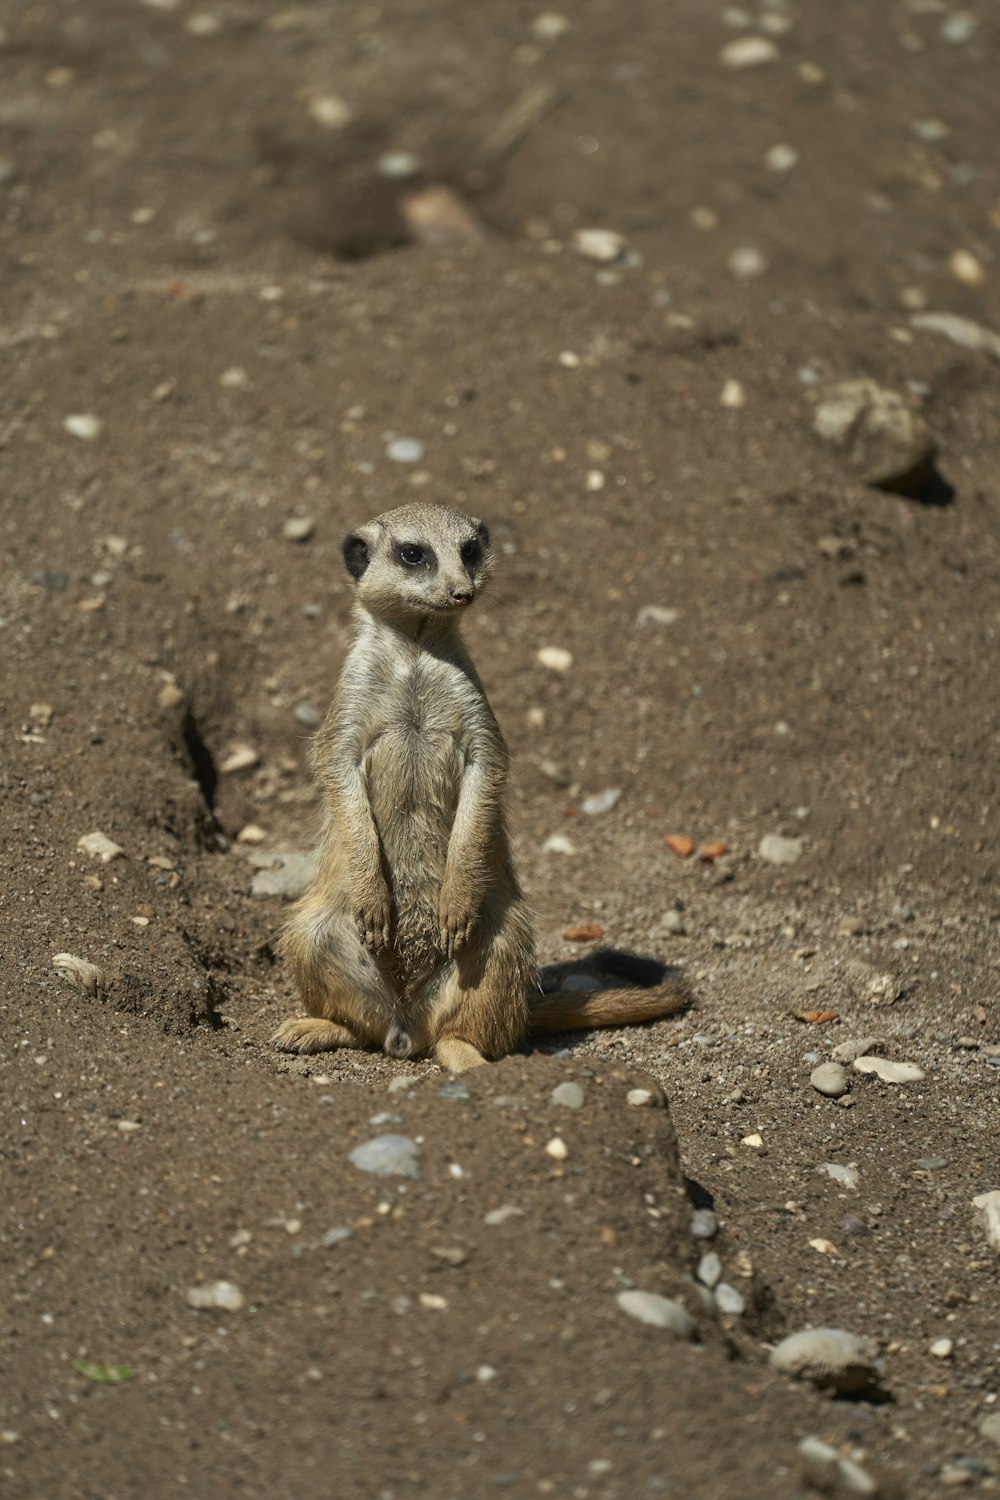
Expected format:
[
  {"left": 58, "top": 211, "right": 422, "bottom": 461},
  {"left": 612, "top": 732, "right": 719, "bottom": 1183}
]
[{"left": 272, "top": 503, "right": 689, "bottom": 1071}]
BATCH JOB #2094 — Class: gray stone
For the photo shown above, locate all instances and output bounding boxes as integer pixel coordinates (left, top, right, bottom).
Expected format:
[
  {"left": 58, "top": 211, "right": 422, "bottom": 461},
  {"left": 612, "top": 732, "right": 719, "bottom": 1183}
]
[
  {"left": 283, "top": 515, "right": 316, "bottom": 543},
  {"left": 831, "top": 1036, "right": 884, "bottom": 1065},
  {"left": 322, "top": 1226, "right": 353, "bottom": 1248},
  {"left": 821, "top": 1162, "right": 859, "bottom": 1190},
  {"left": 581, "top": 787, "right": 622, "bottom": 815},
  {"left": 714, "top": 1283, "right": 745, "bottom": 1316},
  {"left": 973, "top": 1190, "right": 1000, "bottom": 1252},
  {"left": 812, "top": 378, "right": 936, "bottom": 492},
  {"left": 979, "top": 1413, "right": 1000, "bottom": 1447},
  {"left": 771, "top": 1328, "right": 879, "bottom": 1395},
  {"left": 616, "top": 1290, "right": 696, "bottom": 1338},
  {"left": 697, "top": 1252, "right": 722, "bottom": 1289},
  {"left": 249, "top": 850, "right": 318, "bottom": 901},
  {"left": 759, "top": 833, "right": 803, "bottom": 865},
  {"left": 799, "top": 1437, "right": 881, "bottom": 1497},
  {"left": 911, "top": 311, "right": 1000, "bottom": 362},
  {"left": 550, "top": 1081, "right": 586, "bottom": 1109},
  {"left": 348, "top": 1134, "right": 422, "bottom": 1179},
  {"left": 690, "top": 1209, "right": 718, "bottom": 1239},
  {"left": 386, "top": 437, "right": 425, "bottom": 464},
  {"left": 811, "top": 1062, "right": 849, "bottom": 1099},
  {"left": 294, "top": 701, "right": 322, "bottom": 729},
  {"left": 661, "top": 909, "right": 687, "bottom": 936}
]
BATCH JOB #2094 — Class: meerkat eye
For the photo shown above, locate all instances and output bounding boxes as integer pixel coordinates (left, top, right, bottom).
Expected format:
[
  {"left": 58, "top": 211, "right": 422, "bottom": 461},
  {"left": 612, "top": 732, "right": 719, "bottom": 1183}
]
[
  {"left": 460, "top": 539, "right": 482, "bottom": 567},
  {"left": 398, "top": 544, "right": 426, "bottom": 568}
]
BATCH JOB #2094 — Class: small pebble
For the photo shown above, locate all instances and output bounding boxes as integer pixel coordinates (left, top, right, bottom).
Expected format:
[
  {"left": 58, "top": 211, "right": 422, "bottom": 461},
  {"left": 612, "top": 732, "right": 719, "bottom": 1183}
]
[
  {"left": 636, "top": 605, "right": 679, "bottom": 627},
  {"left": 219, "top": 744, "right": 260, "bottom": 774},
  {"left": 581, "top": 788, "right": 621, "bottom": 815},
  {"left": 697, "top": 1252, "right": 722, "bottom": 1289},
  {"left": 661, "top": 910, "right": 687, "bottom": 936},
  {"left": 690, "top": 1209, "right": 718, "bottom": 1240},
  {"left": 219, "top": 365, "right": 249, "bottom": 389},
  {"left": 543, "top": 834, "right": 577, "bottom": 856},
  {"left": 758, "top": 833, "right": 802, "bottom": 865},
  {"left": 294, "top": 702, "right": 322, "bottom": 729},
  {"left": 484, "top": 1205, "right": 524, "bottom": 1226},
  {"left": 810, "top": 1062, "right": 849, "bottom": 1099},
  {"left": 714, "top": 1283, "right": 745, "bottom": 1316},
  {"left": 386, "top": 437, "right": 425, "bottom": 464},
  {"left": 537, "top": 646, "right": 573, "bottom": 672},
  {"left": 949, "top": 249, "right": 986, "bottom": 287},
  {"left": 616, "top": 1291, "right": 695, "bottom": 1339},
  {"left": 914, "top": 1155, "right": 948, "bottom": 1172},
  {"left": 930, "top": 1338, "right": 953, "bottom": 1359},
  {"left": 236, "top": 824, "right": 267, "bottom": 844},
  {"left": 852, "top": 1056, "right": 925, "bottom": 1084},
  {"left": 720, "top": 378, "right": 745, "bottom": 408},
  {"left": 186, "top": 1280, "right": 245, "bottom": 1312},
  {"left": 550, "top": 1081, "right": 585, "bottom": 1109},
  {"left": 250, "top": 850, "right": 317, "bottom": 901},
  {"left": 63, "top": 413, "right": 103, "bottom": 441},
  {"left": 573, "top": 227, "right": 627, "bottom": 263},
  {"left": 727, "top": 245, "right": 769, "bottom": 280},
  {"left": 77, "top": 832, "right": 125, "bottom": 863},
  {"left": 545, "top": 1136, "right": 569, "bottom": 1161},
  {"left": 979, "top": 1413, "right": 1000, "bottom": 1447},
  {"left": 765, "top": 143, "right": 799, "bottom": 172},
  {"left": 387, "top": 1075, "right": 418, "bottom": 1095},
  {"left": 719, "top": 35, "right": 780, "bottom": 68},
  {"left": 348, "top": 1134, "right": 422, "bottom": 1179},
  {"left": 771, "top": 1328, "right": 879, "bottom": 1394},
  {"left": 283, "top": 515, "right": 316, "bottom": 543},
  {"left": 821, "top": 1162, "right": 859, "bottom": 1190},
  {"left": 626, "top": 1088, "right": 656, "bottom": 1108},
  {"left": 741, "top": 1132, "right": 763, "bottom": 1149},
  {"left": 831, "top": 1036, "right": 883, "bottom": 1065},
  {"left": 308, "top": 93, "right": 352, "bottom": 129},
  {"left": 438, "top": 1082, "right": 471, "bottom": 1101},
  {"left": 376, "top": 152, "right": 421, "bottom": 180},
  {"left": 322, "top": 1227, "right": 353, "bottom": 1248},
  {"left": 972, "top": 1190, "right": 1000, "bottom": 1252}
]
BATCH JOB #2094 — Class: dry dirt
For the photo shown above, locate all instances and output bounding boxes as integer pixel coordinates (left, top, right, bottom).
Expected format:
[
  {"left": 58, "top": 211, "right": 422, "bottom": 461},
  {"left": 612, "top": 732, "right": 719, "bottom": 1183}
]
[{"left": 2, "top": 2, "right": 999, "bottom": 1497}]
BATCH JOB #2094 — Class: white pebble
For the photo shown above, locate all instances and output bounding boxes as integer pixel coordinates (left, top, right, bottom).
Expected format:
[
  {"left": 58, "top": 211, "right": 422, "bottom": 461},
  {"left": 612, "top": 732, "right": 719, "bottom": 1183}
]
[
  {"left": 758, "top": 833, "right": 802, "bottom": 865},
  {"left": 741, "top": 1132, "right": 763, "bottom": 1149},
  {"left": 186, "top": 1280, "right": 245, "bottom": 1312},
  {"left": 308, "top": 94, "right": 352, "bottom": 129},
  {"left": 533, "top": 11, "right": 570, "bottom": 38},
  {"left": 820, "top": 1162, "right": 859, "bottom": 1191},
  {"left": 852, "top": 1056, "right": 925, "bottom": 1084},
  {"left": 771, "top": 1328, "right": 878, "bottom": 1394},
  {"left": 484, "top": 1205, "right": 524, "bottom": 1225},
  {"left": 949, "top": 249, "right": 986, "bottom": 287},
  {"left": 720, "top": 378, "right": 746, "bottom": 408},
  {"left": 697, "top": 1252, "right": 722, "bottom": 1289},
  {"left": 636, "top": 605, "right": 679, "bottom": 627},
  {"left": 930, "top": 1338, "right": 953, "bottom": 1359},
  {"left": 581, "top": 787, "right": 621, "bottom": 815},
  {"left": 376, "top": 152, "right": 420, "bottom": 180},
  {"left": 727, "top": 245, "right": 769, "bottom": 279},
  {"left": 77, "top": 831, "right": 125, "bottom": 863},
  {"left": 543, "top": 834, "right": 577, "bottom": 856},
  {"left": 63, "top": 413, "right": 103, "bottom": 441},
  {"left": 972, "top": 1190, "right": 1000, "bottom": 1252},
  {"left": 386, "top": 437, "right": 425, "bottom": 464},
  {"left": 545, "top": 1136, "right": 569, "bottom": 1161},
  {"left": 765, "top": 143, "right": 799, "bottom": 172},
  {"left": 219, "top": 744, "right": 260, "bottom": 775},
  {"left": 551, "top": 1082, "right": 585, "bottom": 1109},
  {"left": 573, "top": 227, "right": 627, "bottom": 263},
  {"left": 617, "top": 1290, "right": 695, "bottom": 1338},
  {"left": 117, "top": 1120, "right": 142, "bottom": 1133},
  {"left": 719, "top": 36, "right": 780, "bottom": 68},
  {"left": 349, "top": 1134, "right": 422, "bottom": 1179},
  {"left": 714, "top": 1283, "right": 746, "bottom": 1316},
  {"left": 283, "top": 515, "right": 316, "bottom": 543},
  {"left": 537, "top": 646, "right": 573, "bottom": 672},
  {"left": 558, "top": 350, "right": 581, "bottom": 368},
  {"left": 219, "top": 365, "right": 249, "bottom": 389}
]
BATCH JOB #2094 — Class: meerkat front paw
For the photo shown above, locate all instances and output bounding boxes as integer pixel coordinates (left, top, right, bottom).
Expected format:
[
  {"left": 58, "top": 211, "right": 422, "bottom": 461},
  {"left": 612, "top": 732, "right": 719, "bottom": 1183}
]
[
  {"left": 353, "top": 884, "right": 392, "bottom": 953},
  {"left": 438, "top": 882, "right": 479, "bottom": 959}
]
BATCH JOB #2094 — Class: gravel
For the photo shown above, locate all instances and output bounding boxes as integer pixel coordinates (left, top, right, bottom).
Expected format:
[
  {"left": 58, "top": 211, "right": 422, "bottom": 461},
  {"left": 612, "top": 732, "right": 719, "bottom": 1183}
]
[
  {"left": 348, "top": 1134, "right": 422, "bottom": 1179},
  {"left": 616, "top": 1291, "right": 696, "bottom": 1338},
  {"left": 810, "top": 1061, "right": 849, "bottom": 1098},
  {"left": 770, "top": 1328, "right": 880, "bottom": 1395}
]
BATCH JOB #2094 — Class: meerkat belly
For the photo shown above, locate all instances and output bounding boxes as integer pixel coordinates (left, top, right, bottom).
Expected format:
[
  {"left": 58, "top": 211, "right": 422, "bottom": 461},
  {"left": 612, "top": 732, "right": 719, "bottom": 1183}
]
[{"left": 365, "top": 726, "right": 464, "bottom": 976}]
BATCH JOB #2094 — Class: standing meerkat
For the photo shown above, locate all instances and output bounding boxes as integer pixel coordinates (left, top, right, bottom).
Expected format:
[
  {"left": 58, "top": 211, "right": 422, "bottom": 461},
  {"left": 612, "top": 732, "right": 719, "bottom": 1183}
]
[{"left": 272, "top": 502, "right": 689, "bottom": 1072}]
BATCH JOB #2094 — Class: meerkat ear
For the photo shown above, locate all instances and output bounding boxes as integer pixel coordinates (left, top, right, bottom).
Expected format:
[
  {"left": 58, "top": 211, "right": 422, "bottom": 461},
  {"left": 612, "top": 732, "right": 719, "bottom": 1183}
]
[{"left": 342, "top": 533, "right": 370, "bottom": 579}]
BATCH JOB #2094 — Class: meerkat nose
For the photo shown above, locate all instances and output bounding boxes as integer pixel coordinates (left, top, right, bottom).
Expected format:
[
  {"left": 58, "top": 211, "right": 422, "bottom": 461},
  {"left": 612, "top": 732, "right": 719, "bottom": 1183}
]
[{"left": 449, "top": 589, "right": 473, "bottom": 606}]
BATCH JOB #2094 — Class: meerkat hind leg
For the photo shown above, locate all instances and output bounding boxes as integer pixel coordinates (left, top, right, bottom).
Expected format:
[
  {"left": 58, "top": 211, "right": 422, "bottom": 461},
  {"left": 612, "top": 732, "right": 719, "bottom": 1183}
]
[
  {"left": 434, "top": 1036, "right": 489, "bottom": 1073},
  {"left": 271, "top": 1016, "right": 362, "bottom": 1056}
]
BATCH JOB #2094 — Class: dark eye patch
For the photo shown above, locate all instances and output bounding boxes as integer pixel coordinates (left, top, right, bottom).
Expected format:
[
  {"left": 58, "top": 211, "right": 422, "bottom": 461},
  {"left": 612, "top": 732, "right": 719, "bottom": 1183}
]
[
  {"left": 396, "top": 542, "right": 434, "bottom": 569},
  {"left": 460, "top": 538, "right": 482, "bottom": 568}
]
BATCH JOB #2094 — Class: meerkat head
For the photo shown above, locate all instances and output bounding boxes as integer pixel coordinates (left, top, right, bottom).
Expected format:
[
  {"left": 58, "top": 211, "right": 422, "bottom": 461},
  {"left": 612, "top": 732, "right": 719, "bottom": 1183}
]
[{"left": 342, "top": 503, "right": 494, "bottom": 623}]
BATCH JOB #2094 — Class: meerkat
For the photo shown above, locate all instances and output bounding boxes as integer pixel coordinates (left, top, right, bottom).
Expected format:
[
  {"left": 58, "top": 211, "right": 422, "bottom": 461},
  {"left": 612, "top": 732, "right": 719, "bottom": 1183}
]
[{"left": 272, "top": 502, "right": 689, "bottom": 1072}]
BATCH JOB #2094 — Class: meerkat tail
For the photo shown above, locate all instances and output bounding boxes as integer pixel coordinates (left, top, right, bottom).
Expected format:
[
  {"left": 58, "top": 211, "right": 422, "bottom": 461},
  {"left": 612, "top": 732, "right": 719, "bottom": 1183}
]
[{"left": 527, "top": 979, "right": 690, "bottom": 1037}]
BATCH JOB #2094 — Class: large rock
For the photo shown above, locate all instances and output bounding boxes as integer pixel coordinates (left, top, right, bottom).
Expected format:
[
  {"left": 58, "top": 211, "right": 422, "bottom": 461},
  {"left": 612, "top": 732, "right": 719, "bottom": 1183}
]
[{"left": 812, "top": 379, "right": 937, "bottom": 494}]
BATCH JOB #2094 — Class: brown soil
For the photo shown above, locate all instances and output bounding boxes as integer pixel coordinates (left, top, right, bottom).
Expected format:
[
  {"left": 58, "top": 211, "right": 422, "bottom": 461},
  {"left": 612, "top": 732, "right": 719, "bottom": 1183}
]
[{"left": 2, "top": 2, "right": 999, "bottom": 1496}]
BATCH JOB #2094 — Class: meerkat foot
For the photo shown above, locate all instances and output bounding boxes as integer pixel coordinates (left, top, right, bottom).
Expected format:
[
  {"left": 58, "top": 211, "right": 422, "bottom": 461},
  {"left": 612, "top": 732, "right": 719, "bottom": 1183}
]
[
  {"left": 272, "top": 1016, "right": 361, "bottom": 1056},
  {"left": 434, "top": 1036, "right": 489, "bottom": 1073}
]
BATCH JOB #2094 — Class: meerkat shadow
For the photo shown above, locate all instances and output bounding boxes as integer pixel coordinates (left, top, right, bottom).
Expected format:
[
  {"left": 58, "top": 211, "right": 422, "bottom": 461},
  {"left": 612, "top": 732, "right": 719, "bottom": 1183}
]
[{"left": 538, "top": 947, "right": 676, "bottom": 995}]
